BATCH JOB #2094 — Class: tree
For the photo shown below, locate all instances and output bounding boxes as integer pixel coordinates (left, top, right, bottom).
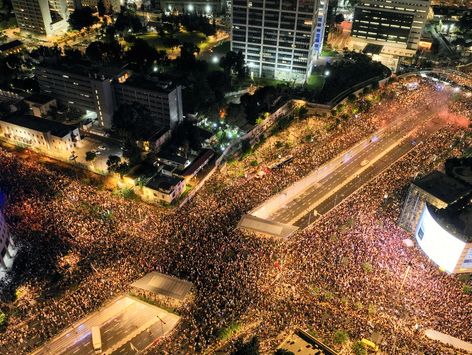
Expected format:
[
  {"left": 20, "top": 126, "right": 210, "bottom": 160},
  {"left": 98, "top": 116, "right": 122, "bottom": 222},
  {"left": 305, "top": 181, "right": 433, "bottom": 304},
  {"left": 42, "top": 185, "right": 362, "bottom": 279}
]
[
  {"left": 352, "top": 341, "right": 367, "bottom": 355},
  {"left": 178, "top": 42, "right": 200, "bottom": 67},
  {"left": 125, "top": 38, "right": 160, "bottom": 68},
  {"left": 207, "top": 71, "right": 231, "bottom": 103},
  {"left": 114, "top": 10, "right": 144, "bottom": 34},
  {"left": 106, "top": 155, "right": 121, "bottom": 173},
  {"left": 0, "top": 311, "right": 6, "bottom": 328},
  {"left": 113, "top": 102, "right": 156, "bottom": 140},
  {"left": 335, "top": 13, "right": 344, "bottom": 23},
  {"left": 62, "top": 47, "right": 83, "bottom": 63},
  {"left": 85, "top": 151, "right": 97, "bottom": 162},
  {"left": 116, "top": 162, "right": 130, "bottom": 177},
  {"left": 333, "top": 330, "right": 349, "bottom": 344},
  {"left": 86, "top": 40, "right": 123, "bottom": 63},
  {"left": 232, "top": 336, "right": 260, "bottom": 355},
  {"left": 97, "top": 0, "right": 106, "bottom": 16},
  {"left": 220, "top": 50, "right": 246, "bottom": 78},
  {"left": 68, "top": 7, "right": 98, "bottom": 30},
  {"left": 274, "top": 350, "right": 294, "bottom": 355},
  {"left": 459, "top": 13, "right": 472, "bottom": 34}
]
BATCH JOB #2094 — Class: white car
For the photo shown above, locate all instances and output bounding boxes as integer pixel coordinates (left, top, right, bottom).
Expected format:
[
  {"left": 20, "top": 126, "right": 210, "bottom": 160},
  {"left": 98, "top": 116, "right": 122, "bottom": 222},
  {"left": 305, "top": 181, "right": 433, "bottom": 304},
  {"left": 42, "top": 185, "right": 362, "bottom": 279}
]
[{"left": 98, "top": 145, "right": 107, "bottom": 151}]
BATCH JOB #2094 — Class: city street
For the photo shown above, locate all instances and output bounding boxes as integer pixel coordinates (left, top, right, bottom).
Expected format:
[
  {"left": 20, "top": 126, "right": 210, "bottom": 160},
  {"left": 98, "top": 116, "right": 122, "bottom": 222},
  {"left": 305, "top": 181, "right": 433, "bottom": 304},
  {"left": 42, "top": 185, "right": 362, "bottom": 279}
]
[
  {"left": 32, "top": 296, "right": 180, "bottom": 355},
  {"left": 250, "top": 91, "right": 450, "bottom": 228}
]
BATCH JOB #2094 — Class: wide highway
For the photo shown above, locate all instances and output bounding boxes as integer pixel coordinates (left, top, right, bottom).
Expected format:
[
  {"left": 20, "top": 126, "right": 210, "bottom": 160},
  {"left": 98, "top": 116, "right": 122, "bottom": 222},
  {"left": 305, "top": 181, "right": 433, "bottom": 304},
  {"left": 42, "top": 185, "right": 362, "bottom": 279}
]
[{"left": 250, "top": 90, "right": 450, "bottom": 228}]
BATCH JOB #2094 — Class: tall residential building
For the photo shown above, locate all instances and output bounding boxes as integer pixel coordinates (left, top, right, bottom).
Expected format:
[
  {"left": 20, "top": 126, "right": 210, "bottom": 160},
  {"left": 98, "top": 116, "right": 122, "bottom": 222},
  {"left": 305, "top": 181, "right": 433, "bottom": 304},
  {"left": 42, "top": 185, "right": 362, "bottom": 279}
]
[
  {"left": 231, "top": 0, "right": 328, "bottom": 82},
  {"left": 351, "top": 0, "right": 431, "bottom": 71},
  {"left": 11, "top": 0, "right": 69, "bottom": 36},
  {"left": 0, "top": 209, "right": 16, "bottom": 274}
]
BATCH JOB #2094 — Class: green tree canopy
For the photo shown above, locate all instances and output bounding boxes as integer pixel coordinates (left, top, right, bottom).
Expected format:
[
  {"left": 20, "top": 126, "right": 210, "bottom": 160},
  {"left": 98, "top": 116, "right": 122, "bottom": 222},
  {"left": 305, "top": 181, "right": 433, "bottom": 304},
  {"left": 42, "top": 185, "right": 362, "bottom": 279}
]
[{"left": 68, "top": 6, "right": 98, "bottom": 30}]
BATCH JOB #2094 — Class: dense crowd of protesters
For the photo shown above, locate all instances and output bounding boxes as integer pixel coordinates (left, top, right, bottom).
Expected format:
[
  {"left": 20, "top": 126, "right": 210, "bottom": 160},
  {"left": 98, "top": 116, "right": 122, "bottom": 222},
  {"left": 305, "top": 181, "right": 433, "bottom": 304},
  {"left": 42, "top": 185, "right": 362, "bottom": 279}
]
[{"left": 0, "top": 76, "right": 470, "bottom": 354}]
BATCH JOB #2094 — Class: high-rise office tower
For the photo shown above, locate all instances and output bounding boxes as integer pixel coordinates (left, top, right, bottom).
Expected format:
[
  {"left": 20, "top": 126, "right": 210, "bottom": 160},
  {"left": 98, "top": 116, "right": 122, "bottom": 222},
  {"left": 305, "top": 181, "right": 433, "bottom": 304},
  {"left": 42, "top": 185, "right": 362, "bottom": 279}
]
[
  {"left": 11, "top": 0, "right": 69, "bottom": 36},
  {"left": 351, "top": 0, "right": 430, "bottom": 70},
  {"left": 231, "top": 0, "right": 328, "bottom": 82}
]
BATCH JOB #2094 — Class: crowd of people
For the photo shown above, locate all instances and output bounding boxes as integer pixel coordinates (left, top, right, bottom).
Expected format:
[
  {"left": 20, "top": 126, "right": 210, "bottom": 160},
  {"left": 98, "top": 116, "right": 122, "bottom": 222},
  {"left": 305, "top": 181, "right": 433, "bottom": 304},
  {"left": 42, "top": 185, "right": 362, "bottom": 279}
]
[{"left": 0, "top": 76, "right": 470, "bottom": 354}]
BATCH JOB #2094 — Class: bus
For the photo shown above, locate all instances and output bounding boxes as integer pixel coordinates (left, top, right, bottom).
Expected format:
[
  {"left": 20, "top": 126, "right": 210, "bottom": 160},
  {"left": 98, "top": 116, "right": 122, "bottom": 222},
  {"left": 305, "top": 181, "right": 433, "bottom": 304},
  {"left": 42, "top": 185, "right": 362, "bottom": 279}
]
[{"left": 91, "top": 326, "right": 102, "bottom": 354}]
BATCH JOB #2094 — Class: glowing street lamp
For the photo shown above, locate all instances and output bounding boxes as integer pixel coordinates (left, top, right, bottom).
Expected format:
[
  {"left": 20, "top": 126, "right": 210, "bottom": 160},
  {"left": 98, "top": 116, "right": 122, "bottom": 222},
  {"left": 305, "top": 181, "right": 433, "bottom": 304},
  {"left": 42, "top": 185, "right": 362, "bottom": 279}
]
[
  {"left": 205, "top": 4, "right": 211, "bottom": 13},
  {"left": 188, "top": 4, "right": 194, "bottom": 11},
  {"left": 324, "top": 69, "right": 330, "bottom": 76},
  {"left": 212, "top": 56, "right": 219, "bottom": 64}
]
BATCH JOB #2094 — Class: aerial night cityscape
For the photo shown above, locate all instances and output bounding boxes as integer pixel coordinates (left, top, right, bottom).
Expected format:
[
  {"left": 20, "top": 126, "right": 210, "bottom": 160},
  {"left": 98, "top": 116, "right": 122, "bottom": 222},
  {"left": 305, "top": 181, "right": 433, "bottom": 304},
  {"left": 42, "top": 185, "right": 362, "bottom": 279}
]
[{"left": 0, "top": 0, "right": 471, "bottom": 354}]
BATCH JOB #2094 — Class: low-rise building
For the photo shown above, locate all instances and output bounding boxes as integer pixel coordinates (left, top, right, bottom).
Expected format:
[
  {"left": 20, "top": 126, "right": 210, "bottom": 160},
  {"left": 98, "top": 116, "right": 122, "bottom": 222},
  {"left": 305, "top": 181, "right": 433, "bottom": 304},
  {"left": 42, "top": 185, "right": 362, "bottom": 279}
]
[
  {"left": 0, "top": 40, "right": 24, "bottom": 56},
  {"left": 137, "top": 128, "right": 172, "bottom": 153},
  {"left": 177, "top": 148, "right": 214, "bottom": 181},
  {"left": 0, "top": 113, "right": 80, "bottom": 152},
  {"left": 121, "top": 163, "right": 186, "bottom": 204},
  {"left": 24, "top": 93, "right": 57, "bottom": 118},
  {"left": 142, "top": 175, "right": 186, "bottom": 204}
]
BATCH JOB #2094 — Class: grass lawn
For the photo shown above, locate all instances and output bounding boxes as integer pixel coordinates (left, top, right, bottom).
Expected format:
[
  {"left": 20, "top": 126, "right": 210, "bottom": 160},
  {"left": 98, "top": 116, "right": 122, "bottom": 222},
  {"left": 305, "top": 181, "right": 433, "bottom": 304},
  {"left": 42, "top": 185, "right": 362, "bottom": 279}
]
[
  {"left": 320, "top": 48, "right": 338, "bottom": 57},
  {"left": 175, "top": 31, "right": 206, "bottom": 46},
  {"left": 307, "top": 74, "right": 324, "bottom": 91},
  {"left": 138, "top": 31, "right": 208, "bottom": 53}
]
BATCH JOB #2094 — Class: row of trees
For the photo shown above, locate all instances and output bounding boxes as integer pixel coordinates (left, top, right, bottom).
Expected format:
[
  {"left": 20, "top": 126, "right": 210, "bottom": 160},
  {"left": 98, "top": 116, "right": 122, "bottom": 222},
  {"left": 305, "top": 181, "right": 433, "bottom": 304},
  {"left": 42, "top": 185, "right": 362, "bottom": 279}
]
[
  {"left": 161, "top": 14, "right": 216, "bottom": 37},
  {"left": 316, "top": 52, "right": 390, "bottom": 103}
]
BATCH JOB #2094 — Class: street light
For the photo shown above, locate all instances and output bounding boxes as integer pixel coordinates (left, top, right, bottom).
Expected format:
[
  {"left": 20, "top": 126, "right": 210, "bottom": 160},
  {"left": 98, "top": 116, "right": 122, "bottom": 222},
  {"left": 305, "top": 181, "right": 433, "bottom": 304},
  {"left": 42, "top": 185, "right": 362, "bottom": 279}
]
[
  {"left": 188, "top": 4, "right": 194, "bottom": 11},
  {"left": 324, "top": 69, "right": 330, "bottom": 76},
  {"left": 205, "top": 4, "right": 211, "bottom": 13},
  {"left": 212, "top": 56, "right": 219, "bottom": 64}
]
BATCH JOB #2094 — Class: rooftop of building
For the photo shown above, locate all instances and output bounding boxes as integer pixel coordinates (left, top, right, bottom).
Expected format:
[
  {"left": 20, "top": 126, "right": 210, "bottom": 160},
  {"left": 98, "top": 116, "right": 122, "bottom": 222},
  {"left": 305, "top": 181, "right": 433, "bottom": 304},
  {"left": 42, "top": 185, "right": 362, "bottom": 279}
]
[
  {"left": 24, "top": 93, "right": 55, "bottom": 105},
  {"left": 0, "top": 40, "right": 23, "bottom": 52},
  {"left": 130, "top": 271, "right": 193, "bottom": 301},
  {"left": 363, "top": 43, "right": 383, "bottom": 55},
  {"left": 178, "top": 148, "right": 214, "bottom": 177},
  {"left": 145, "top": 174, "right": 183, "bottom": 193},
  {"left": 126, "top": 163, "right": 157, "bottom": 180},
  {"left": 139, "top": 127, "right": 170, "bottom": 142},
  {"left": 0, "top": 113, "right": 76, "bottom": 138},
  {"left": 37, "top": 62, "right": 129, "bottom": 81},
  {"left": 157, "top": 151, "right": 190, "bottom": 166},
  {"left": 429, "top": 199, "right": 472, "bottom": 243},
  {"left": 413, "top": 170, "right": 472, "bottom": 205},
  {"left": 117, "top": 75, "right": 177, "bottom": 94}
]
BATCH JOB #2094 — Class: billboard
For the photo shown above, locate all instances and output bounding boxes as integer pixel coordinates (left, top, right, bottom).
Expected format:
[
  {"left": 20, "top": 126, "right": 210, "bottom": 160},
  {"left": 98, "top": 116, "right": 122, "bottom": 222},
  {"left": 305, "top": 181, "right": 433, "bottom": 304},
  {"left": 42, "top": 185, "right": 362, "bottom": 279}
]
[{"left": 415, "top": 206, "right": 466, "bottom": 273}]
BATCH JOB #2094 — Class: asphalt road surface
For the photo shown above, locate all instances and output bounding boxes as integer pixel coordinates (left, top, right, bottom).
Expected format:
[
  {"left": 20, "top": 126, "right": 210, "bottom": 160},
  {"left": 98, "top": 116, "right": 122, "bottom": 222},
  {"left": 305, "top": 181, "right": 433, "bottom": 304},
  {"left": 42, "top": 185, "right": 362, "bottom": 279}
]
[
  {"left": 252, "top": 90, "right": 451, "bottom": 228},
  {"left": 33, "top": 296, "right": 180, "bottom": 355}
]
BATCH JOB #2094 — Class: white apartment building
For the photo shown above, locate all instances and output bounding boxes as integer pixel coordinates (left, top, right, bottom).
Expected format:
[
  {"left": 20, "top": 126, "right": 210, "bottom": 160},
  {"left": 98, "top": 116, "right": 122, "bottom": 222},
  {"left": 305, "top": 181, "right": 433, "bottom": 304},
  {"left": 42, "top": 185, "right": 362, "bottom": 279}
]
[{"left": 11, "top": 0, "right": 69, "bottom": 36}]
